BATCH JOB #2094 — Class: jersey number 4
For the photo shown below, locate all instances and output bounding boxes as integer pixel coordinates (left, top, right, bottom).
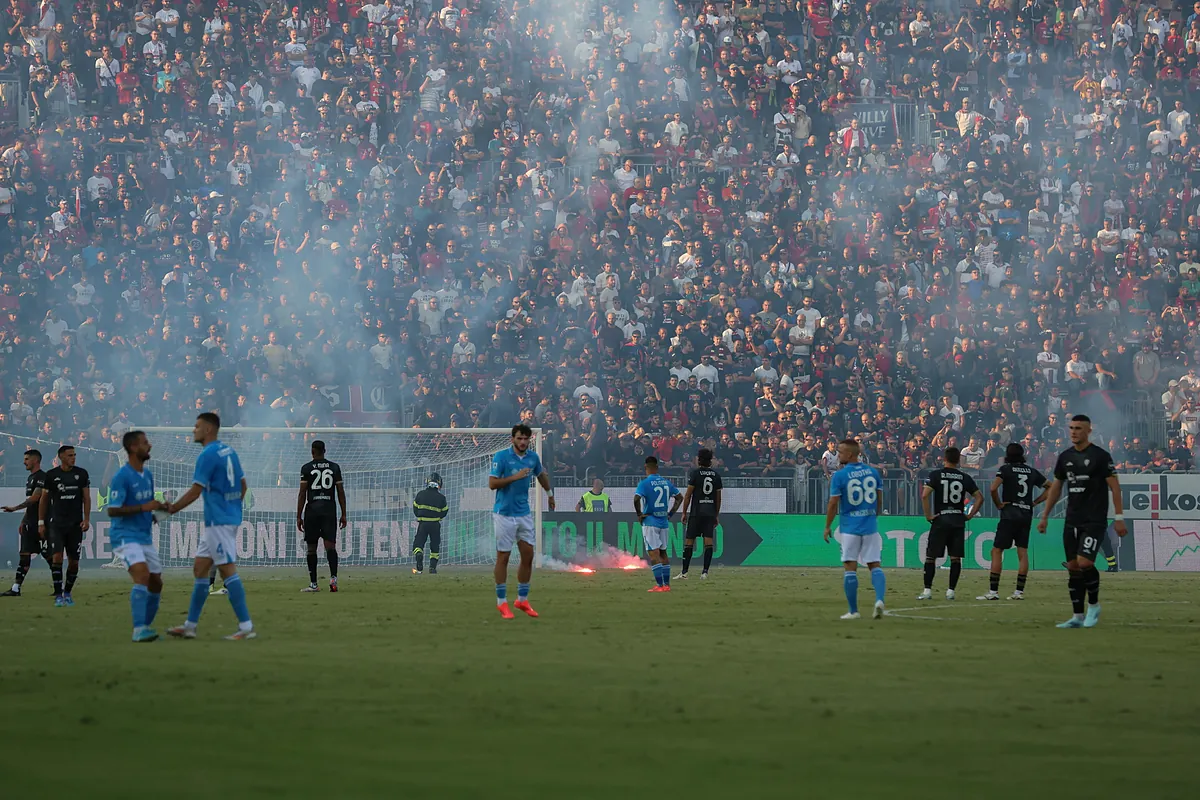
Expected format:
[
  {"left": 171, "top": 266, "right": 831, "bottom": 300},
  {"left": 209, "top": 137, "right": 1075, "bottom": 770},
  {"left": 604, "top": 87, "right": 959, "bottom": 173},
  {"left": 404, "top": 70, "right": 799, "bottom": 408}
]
[
  {"left": 225, "top": 456, "right": 236, "bottom": 486},
  {"left": 847, "top": 476, "right": 877, "bottom": 506},
  {"left": 310, "top": 469, "right": 334, "bottom": 489}
]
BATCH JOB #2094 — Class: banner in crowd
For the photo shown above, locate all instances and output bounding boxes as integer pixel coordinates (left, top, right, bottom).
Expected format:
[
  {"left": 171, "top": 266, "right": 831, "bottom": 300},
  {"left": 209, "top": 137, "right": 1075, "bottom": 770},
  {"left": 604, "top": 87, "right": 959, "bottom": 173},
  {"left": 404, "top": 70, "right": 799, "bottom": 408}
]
[
  {"left": 1116, "top": 474, "right": 1200, "bottom": 520},
  {"left": 840, "top": 103, "right": 899, "bottom": 146},
  {"left": 1132, "top": 519, "right": 1200, "bottom": 571}
]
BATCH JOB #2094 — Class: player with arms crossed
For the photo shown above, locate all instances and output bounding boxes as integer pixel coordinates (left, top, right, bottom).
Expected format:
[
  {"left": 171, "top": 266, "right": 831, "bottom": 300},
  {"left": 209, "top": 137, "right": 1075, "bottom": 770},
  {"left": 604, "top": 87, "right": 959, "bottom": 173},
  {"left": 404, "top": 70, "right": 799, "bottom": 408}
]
[
  {"left": 298, "top": 440, "right": 347, "bottom": 593},
  {"left": 488, "top": 424, "right": 554, "bottom": 619},
  {"left": 164, "top": 413, "right": 257, "bottom": 640},
  {"left": 824, "top": 439, "right": 887, "bottom": 619},
  {"left": 107, "top": 431, "right": 167, "bottom": 642},
  {"left": 918, "top": 447, "right": 983, "bottom": 601},
  {"left": 979, "top": 443, "right": 1050, "bottom": 601},
  {"left": 635, "top": 456, "right": 682, "bottom": 592},
  {"left": 38, "top": 445, "right": 91, "bottom": 606},
  {"left": 1037, "top": 414, "right": 1126, "bottom": 628},
  {"left": 1, "top": 449, "right": 48, "bottom": 597},
  {"left": 678, "top": 449, "right": 722, "bottom": 580}
]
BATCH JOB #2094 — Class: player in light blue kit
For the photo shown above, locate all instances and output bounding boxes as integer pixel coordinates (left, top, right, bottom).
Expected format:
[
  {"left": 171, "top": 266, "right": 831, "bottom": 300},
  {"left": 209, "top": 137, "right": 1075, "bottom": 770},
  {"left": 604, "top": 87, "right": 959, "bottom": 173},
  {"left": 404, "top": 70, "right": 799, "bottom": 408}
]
[
  {"left": 824, "top": 439, "right": 887, "bottom": 620},
  {"left": 489, "top": 424, "right": 554, "bottom": 619},
  {"left": 635, "top": 456, "right": 682, "bottom": 592},
  {"left": 106, "top": 431, "right": 166, "bottom": 642},
  {"left": 163, "top": 412, "right": 257, "bottom": 640}
]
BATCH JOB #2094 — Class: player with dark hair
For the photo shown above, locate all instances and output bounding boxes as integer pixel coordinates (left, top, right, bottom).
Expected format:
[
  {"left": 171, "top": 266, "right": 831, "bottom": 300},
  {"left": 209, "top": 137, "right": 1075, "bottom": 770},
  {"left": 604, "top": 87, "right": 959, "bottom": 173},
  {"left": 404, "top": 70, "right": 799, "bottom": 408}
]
[
  {"left": 412, "top": 472, "right": 448, "bottom": 574},
  {"left": 2, "top": 450, "right": 48, "bottom": 597},
  {"left": 979, "top": 443, "right": 1050, "bottom": 601},
  {"left": 635, "top": 456, "right": 682, "bottom": 592},
  {"left": 488, "top": 424, "right": 554, "bottom": 618},
  {"left": 38, "top": 445, "right": 91, "bottom": 606},
  {"left": 107, "top": 431, "right": 166, "bottom": 642},
  {"left": 824, "top": 439, "right": 887, "bottom": 620},
  {"left": 1037, "top": 414, "right": 1127, "bottom": 628},
  {"left": 164, "top": 412, "right": 256, "bottom": 639},
  {"left": 677, "top": 448, "right": 722, "bottom": 580},
  {"left": 298, "top": 439, "right": 347, "bottom": 593},
  {"left": 918, "top": 447, "right": 983, "bottom": 601}
]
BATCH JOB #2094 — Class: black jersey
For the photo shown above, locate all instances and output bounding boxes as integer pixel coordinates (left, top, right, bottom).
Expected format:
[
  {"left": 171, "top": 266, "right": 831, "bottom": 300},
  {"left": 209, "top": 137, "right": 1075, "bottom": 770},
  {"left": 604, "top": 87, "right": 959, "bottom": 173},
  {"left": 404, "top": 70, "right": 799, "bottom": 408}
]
[
  {"left": 43, "top": 467, "right": 90, "bottom": 525},
  {"left": 997, "top": 463, "right": 1048, "bottom": 521},
  {"left": 925, "top": 467, "right": 979, "bottom": 521},
  {"left": 22, "top": 469, "right": 46, "bottom": 527},
  {"left": 300, "top": 459, "right": 343, "bottom": 517},
  {"left": 687, "top": 467, "right": 723, "bottom": 516},
  {"left": 1053, "top": 443, "right": 1116, "bottom": 526}
]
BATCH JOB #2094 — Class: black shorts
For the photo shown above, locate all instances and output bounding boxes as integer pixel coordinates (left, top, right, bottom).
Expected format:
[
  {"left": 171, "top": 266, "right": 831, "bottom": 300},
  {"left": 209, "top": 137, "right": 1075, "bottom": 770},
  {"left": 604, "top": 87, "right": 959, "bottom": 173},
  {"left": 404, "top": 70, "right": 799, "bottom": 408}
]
[
  {"left": 927, "top": 519, "right": 966, "bottom": 559},
  {"left": 1063, "top": 522, "right": 1107, "bottom": 563},
  {"left": 994, "top": 518, "right": 1032, "bottom": 550},
  {"left": 18, "top": 522, "right": 43, "bottom": 555},
  {"left": 303, "top": 515, "right": 338, "bottom": 545},
  {"left": 46, "top": 524, "right": 83, "bottom": 559},
  {"left": 685, "top": 516, "right": 717, "bottom": 541}
]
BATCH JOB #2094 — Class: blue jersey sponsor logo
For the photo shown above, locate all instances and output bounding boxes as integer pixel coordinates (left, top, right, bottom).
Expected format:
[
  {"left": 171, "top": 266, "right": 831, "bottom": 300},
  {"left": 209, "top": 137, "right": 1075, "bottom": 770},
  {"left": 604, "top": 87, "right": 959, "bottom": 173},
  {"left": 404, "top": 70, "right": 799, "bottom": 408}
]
[
  {"left": 109, "top": 465, "right": 155, "bottom": 546},
  {"left": 830, "top": 462, "right": 881, "bottom": 535},
  {"left": 193, "top": 441, "right": 245, "bottom": 526},
  {"left": 635, "top": 475, "right": 679, "bottom": 528},
  {"left": 490, "top": 447, "right": 542, "bottom": 517}
]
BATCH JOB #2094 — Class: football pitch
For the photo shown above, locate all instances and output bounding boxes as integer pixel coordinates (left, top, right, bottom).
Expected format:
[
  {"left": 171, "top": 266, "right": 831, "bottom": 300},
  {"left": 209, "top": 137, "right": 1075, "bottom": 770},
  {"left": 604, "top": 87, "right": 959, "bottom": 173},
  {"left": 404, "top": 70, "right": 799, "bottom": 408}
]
[{"left": 3, "top": 567, "right": 1197, "bottom": 799}]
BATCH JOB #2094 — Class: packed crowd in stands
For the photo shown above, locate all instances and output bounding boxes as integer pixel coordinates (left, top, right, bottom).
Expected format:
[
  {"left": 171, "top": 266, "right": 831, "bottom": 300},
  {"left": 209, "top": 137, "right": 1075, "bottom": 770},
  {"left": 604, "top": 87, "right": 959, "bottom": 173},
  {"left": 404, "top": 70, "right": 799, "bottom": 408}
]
[{"left": 2, "top": 0, "right": 1200, "bottom": 488}]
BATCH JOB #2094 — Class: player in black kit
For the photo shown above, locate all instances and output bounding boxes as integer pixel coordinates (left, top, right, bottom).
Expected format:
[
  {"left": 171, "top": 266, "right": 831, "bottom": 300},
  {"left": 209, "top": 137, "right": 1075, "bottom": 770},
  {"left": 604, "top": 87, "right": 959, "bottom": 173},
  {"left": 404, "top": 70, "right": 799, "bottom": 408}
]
[
  {"left": 1037, "top": 415, "right": 1126, "bottom": 629},
  {"left": 37, "top": 445, "right": 91, "bottom": 606},
  {"left": 979, "top": 443, "right": 1050, "bottom": 601},
  {"left": 919, "top": 447, "right": 983, "bottom": 601},
  {"left": 412, "top": 473, "right": 449, "bottom": 574},
  {"left": 297, "top": 440, "right": 347, "bottom": 593},
  {"left": 1, "top": 450, "right": 49, "bottom": 597},
  {"left": 677, "top": 449, "right": 722, "bottom": 579}
]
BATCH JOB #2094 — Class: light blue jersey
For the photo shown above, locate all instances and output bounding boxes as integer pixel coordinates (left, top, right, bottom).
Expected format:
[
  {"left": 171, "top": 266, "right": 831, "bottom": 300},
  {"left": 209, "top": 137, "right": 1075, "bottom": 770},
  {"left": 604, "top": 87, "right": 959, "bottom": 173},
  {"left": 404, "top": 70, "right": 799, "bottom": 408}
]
[
  {"left": 829, "top": 461, "right": 882, "bottom": 535},
  {"left": 490, "top": 447, "right": 542, "bottom": 517},
  {"left": 109, "top": 464, "right": 155, "bottom": 546},
  {"left": 193, "top": 441, "right": 245, "bottom": 526},
  {"left": 635, "top": 474, "right": 679, "bottom": 528}
]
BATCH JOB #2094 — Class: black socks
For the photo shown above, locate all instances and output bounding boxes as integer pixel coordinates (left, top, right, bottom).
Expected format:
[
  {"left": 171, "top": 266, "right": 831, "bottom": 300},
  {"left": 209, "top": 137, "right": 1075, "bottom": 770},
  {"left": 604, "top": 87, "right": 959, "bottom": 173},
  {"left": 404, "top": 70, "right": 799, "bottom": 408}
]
[
  {"left": 14, "top": 554, "right": 30, "bottom": 587},
  {"left": 307, "top": 551, "right": 318, "bottom": 583},
  {"left": 948, "top": 560, "right": 962, "bottom": 590},
  {"left": 923, "top": 560, "right": 936, "bottom": 589},
  {"left": 326, "top": 548, "right": 338, "bottom": 579},
  {"left": 681, "top": 546, "right": 693, "bottom": 574},
  {"left": 1068, "top": 569, "right": 1085, "bottom": 615},
  {"left": 989, "top": 571, "right": 1000, "bottom": 593},
  {"left": 1016, "top": 573, "right": 1028, "bottom": 593},
  {"left": 64, "top": 564, "right": 78, "bottom": 593},
  {"left": 703, "top": 546, "right": 713, "bottom": 573},
  {"left": 1084, "top": 566, "right": 1100, "bottom": 605}
]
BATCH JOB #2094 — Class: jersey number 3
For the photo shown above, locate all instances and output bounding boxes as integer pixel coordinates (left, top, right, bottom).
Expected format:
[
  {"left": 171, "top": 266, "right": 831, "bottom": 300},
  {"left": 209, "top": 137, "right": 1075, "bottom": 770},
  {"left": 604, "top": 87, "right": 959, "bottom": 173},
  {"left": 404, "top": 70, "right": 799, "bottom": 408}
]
[{"left": 847, "top": 476, "right": 877, "bottom": 506}]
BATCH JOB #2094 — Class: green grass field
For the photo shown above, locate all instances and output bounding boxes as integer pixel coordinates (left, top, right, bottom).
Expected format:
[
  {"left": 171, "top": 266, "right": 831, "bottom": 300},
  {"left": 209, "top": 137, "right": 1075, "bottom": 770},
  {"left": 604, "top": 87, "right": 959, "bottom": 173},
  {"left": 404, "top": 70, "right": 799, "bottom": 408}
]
[{"left": 3, "top": 566, "right": 1198, "bottom": 799}]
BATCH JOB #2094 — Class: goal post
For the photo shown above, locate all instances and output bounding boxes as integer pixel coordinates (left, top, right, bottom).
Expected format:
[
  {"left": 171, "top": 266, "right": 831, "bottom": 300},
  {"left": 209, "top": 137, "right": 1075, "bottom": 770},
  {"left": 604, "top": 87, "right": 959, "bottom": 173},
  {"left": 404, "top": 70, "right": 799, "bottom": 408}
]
[{"left": 131, "top": 427, "right": 544, "bottom": 570}]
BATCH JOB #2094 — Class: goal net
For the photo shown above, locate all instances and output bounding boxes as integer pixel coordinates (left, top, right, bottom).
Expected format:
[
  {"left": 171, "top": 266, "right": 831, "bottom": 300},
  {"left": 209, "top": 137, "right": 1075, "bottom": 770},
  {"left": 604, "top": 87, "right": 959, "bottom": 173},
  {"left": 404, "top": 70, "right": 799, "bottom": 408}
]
[{"left": 1, "top": 428, "right": 542, "bottom": 570}]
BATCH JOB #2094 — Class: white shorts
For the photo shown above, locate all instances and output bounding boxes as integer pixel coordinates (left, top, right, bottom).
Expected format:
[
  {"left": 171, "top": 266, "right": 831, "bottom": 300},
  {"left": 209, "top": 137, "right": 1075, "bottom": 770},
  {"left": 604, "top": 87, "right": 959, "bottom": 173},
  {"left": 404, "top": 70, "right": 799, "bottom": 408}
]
[
  {"left": 840, "top": 532, "right": 883, "bottom": 565},
  {"left": 642, "top": 523, "right": 669, "bottom": 552},
  {"left": 493, "top": 514, "right": 535, "bottom": 553},
  {"left": 113, "top": 542, "right": 162, "bottom": 574},
  {"left": 196, "top": 524, "right": 239, "bottom": 565}
]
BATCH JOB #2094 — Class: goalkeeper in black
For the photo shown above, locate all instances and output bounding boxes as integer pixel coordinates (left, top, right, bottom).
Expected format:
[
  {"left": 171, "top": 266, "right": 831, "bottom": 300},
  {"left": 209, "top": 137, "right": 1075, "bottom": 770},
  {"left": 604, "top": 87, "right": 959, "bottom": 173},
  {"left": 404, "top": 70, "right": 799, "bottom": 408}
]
[{"left": 412, "top": 473, "right": 448, "bottom": 574}]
